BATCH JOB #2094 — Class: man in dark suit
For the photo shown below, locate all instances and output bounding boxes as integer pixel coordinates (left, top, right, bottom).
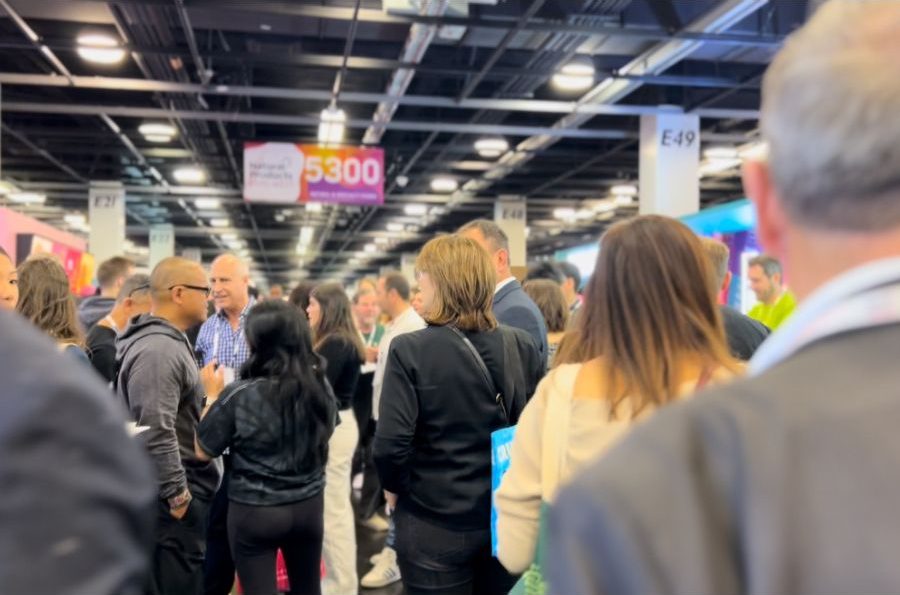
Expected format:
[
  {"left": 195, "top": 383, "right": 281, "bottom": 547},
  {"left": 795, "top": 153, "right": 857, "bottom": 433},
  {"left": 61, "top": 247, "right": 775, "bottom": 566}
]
[
  {"left": 548, "top": 3, "right": 900, "bottom": 594},
  {"left": 701, "top": 238, "right": 769, "bottom": 361},
  {"left": 459, "top": 219, "right": 548, "bottom": 369}
]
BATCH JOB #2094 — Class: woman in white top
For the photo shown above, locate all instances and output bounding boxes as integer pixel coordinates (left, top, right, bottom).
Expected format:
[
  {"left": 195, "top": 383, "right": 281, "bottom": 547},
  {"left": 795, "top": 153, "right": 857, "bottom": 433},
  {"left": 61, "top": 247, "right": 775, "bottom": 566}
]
[{"left": 495, "top": 215, "right": 742, "bottom": 576}]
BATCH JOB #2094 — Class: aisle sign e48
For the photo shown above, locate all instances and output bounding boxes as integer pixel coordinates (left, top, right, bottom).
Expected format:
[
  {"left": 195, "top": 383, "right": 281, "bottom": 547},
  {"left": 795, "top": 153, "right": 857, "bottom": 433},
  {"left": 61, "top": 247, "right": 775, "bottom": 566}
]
[{"left": 243, "top": 142, "right": 384, "bottom": 206}]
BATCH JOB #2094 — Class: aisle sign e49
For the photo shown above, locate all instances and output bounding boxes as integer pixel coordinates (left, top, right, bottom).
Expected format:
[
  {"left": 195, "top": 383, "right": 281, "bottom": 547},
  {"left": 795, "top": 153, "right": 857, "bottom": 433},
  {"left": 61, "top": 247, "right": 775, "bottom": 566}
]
[{"left": 243, "top": 142, "right": 384, "bottom": 206}]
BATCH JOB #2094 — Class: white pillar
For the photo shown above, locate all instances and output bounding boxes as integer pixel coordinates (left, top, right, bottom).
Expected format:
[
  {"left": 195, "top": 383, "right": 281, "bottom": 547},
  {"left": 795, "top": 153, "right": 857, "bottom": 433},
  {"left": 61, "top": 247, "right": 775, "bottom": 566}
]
[
  {"left": 494, "top": 198, "right": 527, "bottom": 269},
  {"left": 149, "top": 224, "right": 175, "bottom": 270},
  {"left": 88, "top": 181, "right": 126, "bottom": 263},
  {"left": 181, "top": 248, "right": 202, "bottom": 263},
  {"left": 639, "top": 111, "right": 700, "bottom": 218}
]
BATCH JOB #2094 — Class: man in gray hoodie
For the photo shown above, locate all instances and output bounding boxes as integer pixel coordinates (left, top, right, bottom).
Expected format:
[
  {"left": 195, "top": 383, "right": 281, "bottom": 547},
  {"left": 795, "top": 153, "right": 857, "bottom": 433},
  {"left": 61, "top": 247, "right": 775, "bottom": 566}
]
[{"left": 116, "top": 256, "right": 221, "bottom": 595}]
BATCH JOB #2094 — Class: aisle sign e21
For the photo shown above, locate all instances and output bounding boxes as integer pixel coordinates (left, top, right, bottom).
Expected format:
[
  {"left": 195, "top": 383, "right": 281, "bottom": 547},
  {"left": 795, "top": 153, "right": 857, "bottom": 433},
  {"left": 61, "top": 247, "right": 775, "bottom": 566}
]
[{"left": 243, "top": 142, "right": 384, "bottom": 206}]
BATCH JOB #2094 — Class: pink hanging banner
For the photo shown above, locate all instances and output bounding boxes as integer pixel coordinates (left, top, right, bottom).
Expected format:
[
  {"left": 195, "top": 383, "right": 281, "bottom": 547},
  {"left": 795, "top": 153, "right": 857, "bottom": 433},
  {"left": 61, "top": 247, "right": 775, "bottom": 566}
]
[{"left": 243, "top": 142, "right": 384, "bottom": 206}]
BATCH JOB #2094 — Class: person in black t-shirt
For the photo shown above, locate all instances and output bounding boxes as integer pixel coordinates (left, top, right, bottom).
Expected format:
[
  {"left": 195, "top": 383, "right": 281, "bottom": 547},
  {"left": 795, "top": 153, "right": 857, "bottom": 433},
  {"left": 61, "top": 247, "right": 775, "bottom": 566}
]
[
  {"left": 307, "top": 283, "right": 366, "bottom": 595},
  {"left": 86, "top": 274, "right": 151, "bottom": 383},
  {"left": 196, "top": 300, "right": 338, "bottom": 595}
]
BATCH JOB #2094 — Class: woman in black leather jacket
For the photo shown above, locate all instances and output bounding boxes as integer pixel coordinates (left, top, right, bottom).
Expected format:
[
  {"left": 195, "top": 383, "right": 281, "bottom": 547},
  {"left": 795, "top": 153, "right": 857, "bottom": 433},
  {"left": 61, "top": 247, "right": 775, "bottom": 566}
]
[
  {"left": 196, "top": 300, "right": 337, "bottom": 595},
  {"left": 374, "top": 235, "right": 544, "bottom": 595}
]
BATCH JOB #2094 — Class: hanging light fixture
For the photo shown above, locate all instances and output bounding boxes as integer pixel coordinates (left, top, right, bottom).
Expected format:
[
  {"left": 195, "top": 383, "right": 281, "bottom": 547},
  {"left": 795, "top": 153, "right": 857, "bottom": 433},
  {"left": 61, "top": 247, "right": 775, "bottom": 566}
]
[
  {"left": 76, "top": 33, "right": 126, "bottom": 64},
  {"left": 551, "top": 61, "right": 595, "bottom": 92},
  {"left": 318, "top": 107, "right": 346, "bottom": 145},
  {"left": 474, "top": 137, "right": 509, "bottom": 159}
]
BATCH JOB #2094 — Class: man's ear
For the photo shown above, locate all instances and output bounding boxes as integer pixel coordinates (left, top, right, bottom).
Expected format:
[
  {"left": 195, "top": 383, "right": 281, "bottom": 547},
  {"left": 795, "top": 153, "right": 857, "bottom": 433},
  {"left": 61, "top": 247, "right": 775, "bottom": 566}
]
[{"left": 743, "top": 159, "right": 788, "bottom": 260}]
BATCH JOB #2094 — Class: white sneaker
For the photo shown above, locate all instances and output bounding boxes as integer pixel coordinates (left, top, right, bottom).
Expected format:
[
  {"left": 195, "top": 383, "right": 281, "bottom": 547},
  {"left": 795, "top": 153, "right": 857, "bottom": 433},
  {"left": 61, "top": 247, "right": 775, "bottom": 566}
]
[
  {"left": 361, "top": 547, "right": 401, "bottom": 589},
  {"left": 359, "top": 513, "right": 390, "bottom": 532},
  {"left": 368, "top": 550, "right": 384, "bottom": 565},
  {"left": 352, "top": 473, "right": 363, "bottom": 491}
]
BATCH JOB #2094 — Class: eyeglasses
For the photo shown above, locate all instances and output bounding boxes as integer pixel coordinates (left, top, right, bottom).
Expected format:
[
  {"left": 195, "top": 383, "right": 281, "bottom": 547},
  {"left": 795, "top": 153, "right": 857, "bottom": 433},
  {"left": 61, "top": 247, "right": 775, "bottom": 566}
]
[
  {"left": 169, "top": 284, "right": 212, "bottom": 297},
  {"left": 128, "top": 284, "right": 150, "bottom": 298}
]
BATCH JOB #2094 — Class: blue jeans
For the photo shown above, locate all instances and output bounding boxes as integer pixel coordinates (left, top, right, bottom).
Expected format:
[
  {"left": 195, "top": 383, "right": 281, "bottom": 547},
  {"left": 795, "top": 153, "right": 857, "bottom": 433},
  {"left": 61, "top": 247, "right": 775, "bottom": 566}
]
[{"left": 392, "top": 506, "right": 514, "bottom": 595}]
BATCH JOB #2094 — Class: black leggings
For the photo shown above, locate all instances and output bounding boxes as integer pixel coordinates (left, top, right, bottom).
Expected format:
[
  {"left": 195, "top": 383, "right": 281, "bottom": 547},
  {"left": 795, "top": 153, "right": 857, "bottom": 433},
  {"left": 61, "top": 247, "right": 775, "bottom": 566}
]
[{"left": 227, "top": 494, "right": 324, "bottom": 595}]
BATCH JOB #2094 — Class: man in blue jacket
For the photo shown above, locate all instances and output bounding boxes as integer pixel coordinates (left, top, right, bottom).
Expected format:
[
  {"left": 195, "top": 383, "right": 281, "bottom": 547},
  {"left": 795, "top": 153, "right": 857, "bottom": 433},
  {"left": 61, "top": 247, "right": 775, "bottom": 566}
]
[{"left": 460, "top": 219, "right": 548, "bottom": 369}]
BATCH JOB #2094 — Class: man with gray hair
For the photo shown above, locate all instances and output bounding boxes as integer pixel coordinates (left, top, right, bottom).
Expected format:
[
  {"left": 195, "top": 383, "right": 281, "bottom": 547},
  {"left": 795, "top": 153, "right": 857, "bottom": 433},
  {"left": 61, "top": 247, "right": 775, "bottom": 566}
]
[
  {"left": 459, "top": 219, "right": 548, "bottom": 369},
  {"left": 549, "top": 3, "right": 900, "bottom": 594}
]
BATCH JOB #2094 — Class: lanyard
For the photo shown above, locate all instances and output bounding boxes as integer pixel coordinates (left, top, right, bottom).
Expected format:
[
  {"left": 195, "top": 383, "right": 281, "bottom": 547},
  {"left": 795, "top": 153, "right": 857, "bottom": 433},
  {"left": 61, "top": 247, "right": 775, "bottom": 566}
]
[
  {"left": 213, "top": 317, "right": 242, "bottom": 363},
  {"left": 361, "top": 327, "right": 379, "bottom": 348}
]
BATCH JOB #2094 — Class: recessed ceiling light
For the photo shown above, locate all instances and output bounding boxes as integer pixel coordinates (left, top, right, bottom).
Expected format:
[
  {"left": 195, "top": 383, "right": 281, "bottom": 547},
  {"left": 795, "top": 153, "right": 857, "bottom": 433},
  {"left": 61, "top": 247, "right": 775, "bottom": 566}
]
[
  {"left": 209, "top": 218, "right": 230, "bottom": 228},
  {"left": 173, "top": 166, "right": 206, "bottom": 184},
  {"left": 609, "top": 184, "right": 638, "bottom": 196},
  {"left": 474, "top": 137, "right": 509, "bottom": 159},
  {"left": 430, "top": 177, "right": 458, "bottom": 193},
  {"left": 220, "top": 232, "right": 238, "bottom": 241},
  {"left": 551, "top": 61, "right": 595, "bottom": 91},
  {"left": 363, "top": 243, "right": 377, "bottom": 253},
  {"left": 386, "top": 222, "right": 404, "bottom": 232},
  {"left": 305, "top": 202, "right": 323, "bottom": 213},
  {"left": 260, "top": 23, "right": 272, "bottom": 31},
  {"left": 8, "top": 192, "right": 46, "bottom": 205},
  {"left": 704, "top": 147, "right": 740, "bottom": 161},
  {"left": 404, "top": 204, "right": 428, "bottom": 216},
  {"left": 274, "top": 213, "right": 286, "bottom": 223},
  {"left": 613, "top": 194, "right": 635, "bottom": 206},
  {"left": 553, "top": 207, "right": 577, "bottom": 221},
  {"left": 374, "top": 237, "right": 389, "bottom": 245},
  {"left": 76, "top": 33, "right": 126, "bottom": 64},
  {"left": 139, "top": 122, "right": 177, "bottom": 143},
  {"left": 64, "top": 213, "right": 87, "bottom": 227},
  {"left": 194, "top": 197, "right": 221, "bottom": 210}
]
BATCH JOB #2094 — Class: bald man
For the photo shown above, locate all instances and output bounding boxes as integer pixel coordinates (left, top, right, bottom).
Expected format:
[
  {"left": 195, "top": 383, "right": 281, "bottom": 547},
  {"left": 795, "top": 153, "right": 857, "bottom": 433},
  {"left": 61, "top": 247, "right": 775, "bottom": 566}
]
[
  {"left": 116, "top": 257, "right": 221, "bottom": 595},
  {"left": 194, "top": 253, "right": 255, "bottom": 595}
]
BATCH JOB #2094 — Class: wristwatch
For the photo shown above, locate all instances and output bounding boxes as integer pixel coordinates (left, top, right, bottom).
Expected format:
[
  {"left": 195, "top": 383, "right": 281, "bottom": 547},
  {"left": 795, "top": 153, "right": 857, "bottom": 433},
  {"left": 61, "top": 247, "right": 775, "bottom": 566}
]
[{"left": 167, "top": 488, "right": 192, "bottom": 510}]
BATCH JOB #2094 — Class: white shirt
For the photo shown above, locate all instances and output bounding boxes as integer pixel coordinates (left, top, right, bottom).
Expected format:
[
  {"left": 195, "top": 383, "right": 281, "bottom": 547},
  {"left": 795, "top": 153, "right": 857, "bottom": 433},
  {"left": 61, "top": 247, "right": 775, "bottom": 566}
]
[
  {"left": 372, "top": 306, "right": 426, "bottom": 420},
  {"left": 495, "top": 276, "right": 517, "bottom": 296}
]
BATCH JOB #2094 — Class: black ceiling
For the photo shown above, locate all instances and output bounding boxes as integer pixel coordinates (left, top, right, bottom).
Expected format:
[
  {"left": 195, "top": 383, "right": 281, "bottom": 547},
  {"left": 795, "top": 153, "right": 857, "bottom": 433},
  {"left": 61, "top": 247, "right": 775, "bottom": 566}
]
[{"left": 0, "top": 0, "right": 809, "bottom": 286}]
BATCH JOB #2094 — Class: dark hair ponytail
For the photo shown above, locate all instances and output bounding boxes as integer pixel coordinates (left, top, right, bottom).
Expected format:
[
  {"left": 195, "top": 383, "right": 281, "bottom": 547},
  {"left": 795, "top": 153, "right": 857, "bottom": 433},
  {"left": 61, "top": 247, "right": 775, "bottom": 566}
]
[{"left": 240, "top": 300, "right": 337, "bottom": 469}]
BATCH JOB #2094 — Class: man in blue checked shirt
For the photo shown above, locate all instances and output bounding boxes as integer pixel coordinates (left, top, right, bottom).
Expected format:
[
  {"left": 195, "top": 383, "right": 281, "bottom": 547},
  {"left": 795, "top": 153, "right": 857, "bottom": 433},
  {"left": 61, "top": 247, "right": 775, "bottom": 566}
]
[{"left": 194, "top": 252, "right": 256, "bottom": 595}]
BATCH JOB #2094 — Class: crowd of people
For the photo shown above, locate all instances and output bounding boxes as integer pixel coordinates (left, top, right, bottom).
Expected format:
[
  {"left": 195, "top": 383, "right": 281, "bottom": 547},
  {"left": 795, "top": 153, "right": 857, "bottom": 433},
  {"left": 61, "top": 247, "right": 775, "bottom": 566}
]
[{"left": 0, "top": 2, "right": 898, "bottom": 594}]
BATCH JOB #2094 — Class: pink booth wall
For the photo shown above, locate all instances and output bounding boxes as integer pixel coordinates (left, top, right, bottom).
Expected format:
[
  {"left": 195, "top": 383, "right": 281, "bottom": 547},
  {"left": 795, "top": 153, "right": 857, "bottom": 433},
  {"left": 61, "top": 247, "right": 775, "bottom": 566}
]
[{"left": 0, "top": 206, "right": 87, "bottom": 261}]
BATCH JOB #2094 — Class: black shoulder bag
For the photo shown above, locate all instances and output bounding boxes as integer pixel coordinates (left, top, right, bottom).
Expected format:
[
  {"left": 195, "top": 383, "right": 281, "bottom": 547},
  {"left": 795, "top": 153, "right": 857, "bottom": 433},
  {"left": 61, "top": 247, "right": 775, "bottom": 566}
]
[{"left": 447, "top": 326, "right": 510, "bottom": 425}]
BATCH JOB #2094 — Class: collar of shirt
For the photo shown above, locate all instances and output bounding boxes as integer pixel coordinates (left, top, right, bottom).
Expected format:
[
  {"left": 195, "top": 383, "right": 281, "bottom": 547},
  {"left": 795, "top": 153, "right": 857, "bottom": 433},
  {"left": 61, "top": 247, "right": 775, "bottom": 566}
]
[
  {"left": 495, "top": 276, "right": 517, "bottom": 295},
  {"left": 387, "top": 306, "right": 418, "bottom": 333},
  {"left": 750, "top": 256, "right": 900, "bottom": 375},
  {"left": 216, "top": 297, "right": 256, "bottom": 323}
]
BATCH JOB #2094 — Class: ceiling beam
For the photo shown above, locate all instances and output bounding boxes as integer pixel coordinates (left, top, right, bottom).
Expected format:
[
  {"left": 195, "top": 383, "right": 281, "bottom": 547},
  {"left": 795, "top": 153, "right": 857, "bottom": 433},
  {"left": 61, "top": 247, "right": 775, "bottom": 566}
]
[
  {"left": 88, "top": 0, "right": 784, "bottom": 47},
  {"left": 0, "top": 73, "right": 760, "bottom": 120}
]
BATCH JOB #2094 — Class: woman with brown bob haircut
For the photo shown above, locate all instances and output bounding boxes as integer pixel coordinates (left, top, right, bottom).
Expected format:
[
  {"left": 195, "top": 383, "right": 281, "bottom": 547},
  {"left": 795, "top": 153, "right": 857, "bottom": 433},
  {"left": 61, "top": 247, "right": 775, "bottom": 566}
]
[
  {"left": 374, "top": 235, "right": 544, "bottom": 595},
  {"left": 17, "top": 254, "right": 87, "bottom": 361},
  {"left": 496, "top": 215, "right": 741, "bottom": 581}
]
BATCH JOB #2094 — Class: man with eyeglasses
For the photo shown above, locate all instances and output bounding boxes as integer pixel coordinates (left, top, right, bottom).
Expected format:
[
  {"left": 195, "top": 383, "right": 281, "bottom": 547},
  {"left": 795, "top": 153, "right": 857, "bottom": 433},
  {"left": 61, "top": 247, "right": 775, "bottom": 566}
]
[
  {"left": 115, "top": 257, "right": 221, "bottom": 595},
  {"left": 193, "top": 252, "right": 256, "bottom": 595},
  {"left": 85, "top": 273, "right": 152, "bottom": 384}
]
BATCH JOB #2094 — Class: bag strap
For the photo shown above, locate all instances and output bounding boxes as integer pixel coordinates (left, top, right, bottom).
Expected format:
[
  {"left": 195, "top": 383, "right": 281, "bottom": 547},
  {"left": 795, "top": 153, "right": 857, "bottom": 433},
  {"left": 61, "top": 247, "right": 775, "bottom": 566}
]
[{"left": 446, "top": 326, "right": 509, "bottom": 424}]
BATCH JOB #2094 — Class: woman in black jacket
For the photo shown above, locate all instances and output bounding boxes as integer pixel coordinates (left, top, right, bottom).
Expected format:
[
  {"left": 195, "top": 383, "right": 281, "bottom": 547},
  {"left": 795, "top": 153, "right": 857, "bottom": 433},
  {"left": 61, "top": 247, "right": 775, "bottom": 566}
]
[
  {"left": 196, "top": 300, "right": 337, "bottom": 595},
  {"left": 307, "top": 282, "right": 365, "bottom": 595},
  {"left": 374, "top": 235, "right": 544, "bottom": 595}
]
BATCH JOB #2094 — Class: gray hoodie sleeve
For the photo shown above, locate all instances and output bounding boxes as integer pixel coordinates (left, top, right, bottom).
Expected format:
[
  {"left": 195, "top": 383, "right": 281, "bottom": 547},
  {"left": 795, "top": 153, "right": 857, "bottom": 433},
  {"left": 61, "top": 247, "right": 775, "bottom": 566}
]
[{"left": 125, "top": 344, "right": 189, "bottom": 500}]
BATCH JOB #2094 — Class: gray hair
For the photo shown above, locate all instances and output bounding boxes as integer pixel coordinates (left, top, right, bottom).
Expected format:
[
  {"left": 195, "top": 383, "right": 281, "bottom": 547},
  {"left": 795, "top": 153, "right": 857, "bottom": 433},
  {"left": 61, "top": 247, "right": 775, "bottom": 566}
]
[
  {"left": 761, "top": 0, "right": 900, "bottom": 231},
  {"left": 116, "top": 273, "right": 151, "bottom": 303},
  {"left": 749, "top": 255, "right": 782, "bottom": 279},
  {"left": 457, "top": 219, "right": 509, "bottom": 253},
  {"left": 701, "top": 238, "right": 730, "bottom": 289}
]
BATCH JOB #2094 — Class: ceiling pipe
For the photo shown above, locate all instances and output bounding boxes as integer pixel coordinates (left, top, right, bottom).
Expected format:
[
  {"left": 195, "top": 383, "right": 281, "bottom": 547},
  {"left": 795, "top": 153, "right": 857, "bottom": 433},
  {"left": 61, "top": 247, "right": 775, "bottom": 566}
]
[
  {"left": 362, "top": 0, "right": 451, "bottom": 145},
  {"left": 454, "top": 0, "right": 769, "bottom": 203},
  {"left": 0, "top": 74, "right": 760, "bottom": 119},
  {"left": 0, "top": 0, "right": 72, "bottom": 81}
]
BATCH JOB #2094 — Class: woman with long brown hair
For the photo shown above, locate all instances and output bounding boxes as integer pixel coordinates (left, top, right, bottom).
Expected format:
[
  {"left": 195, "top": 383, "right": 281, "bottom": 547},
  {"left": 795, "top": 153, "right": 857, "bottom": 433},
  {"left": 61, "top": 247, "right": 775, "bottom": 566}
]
[
  {"left": 16, "top": 254, "right": 87, "bottom": 361},
  {"left": 496, "top": 215, "right": 741, "bottom": 585},
  {"left": 306, "top": 282, "right": 365, "bottom": 595},
  {"left": 374, "top": 235, "right": 544, "bottom": 595}
]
